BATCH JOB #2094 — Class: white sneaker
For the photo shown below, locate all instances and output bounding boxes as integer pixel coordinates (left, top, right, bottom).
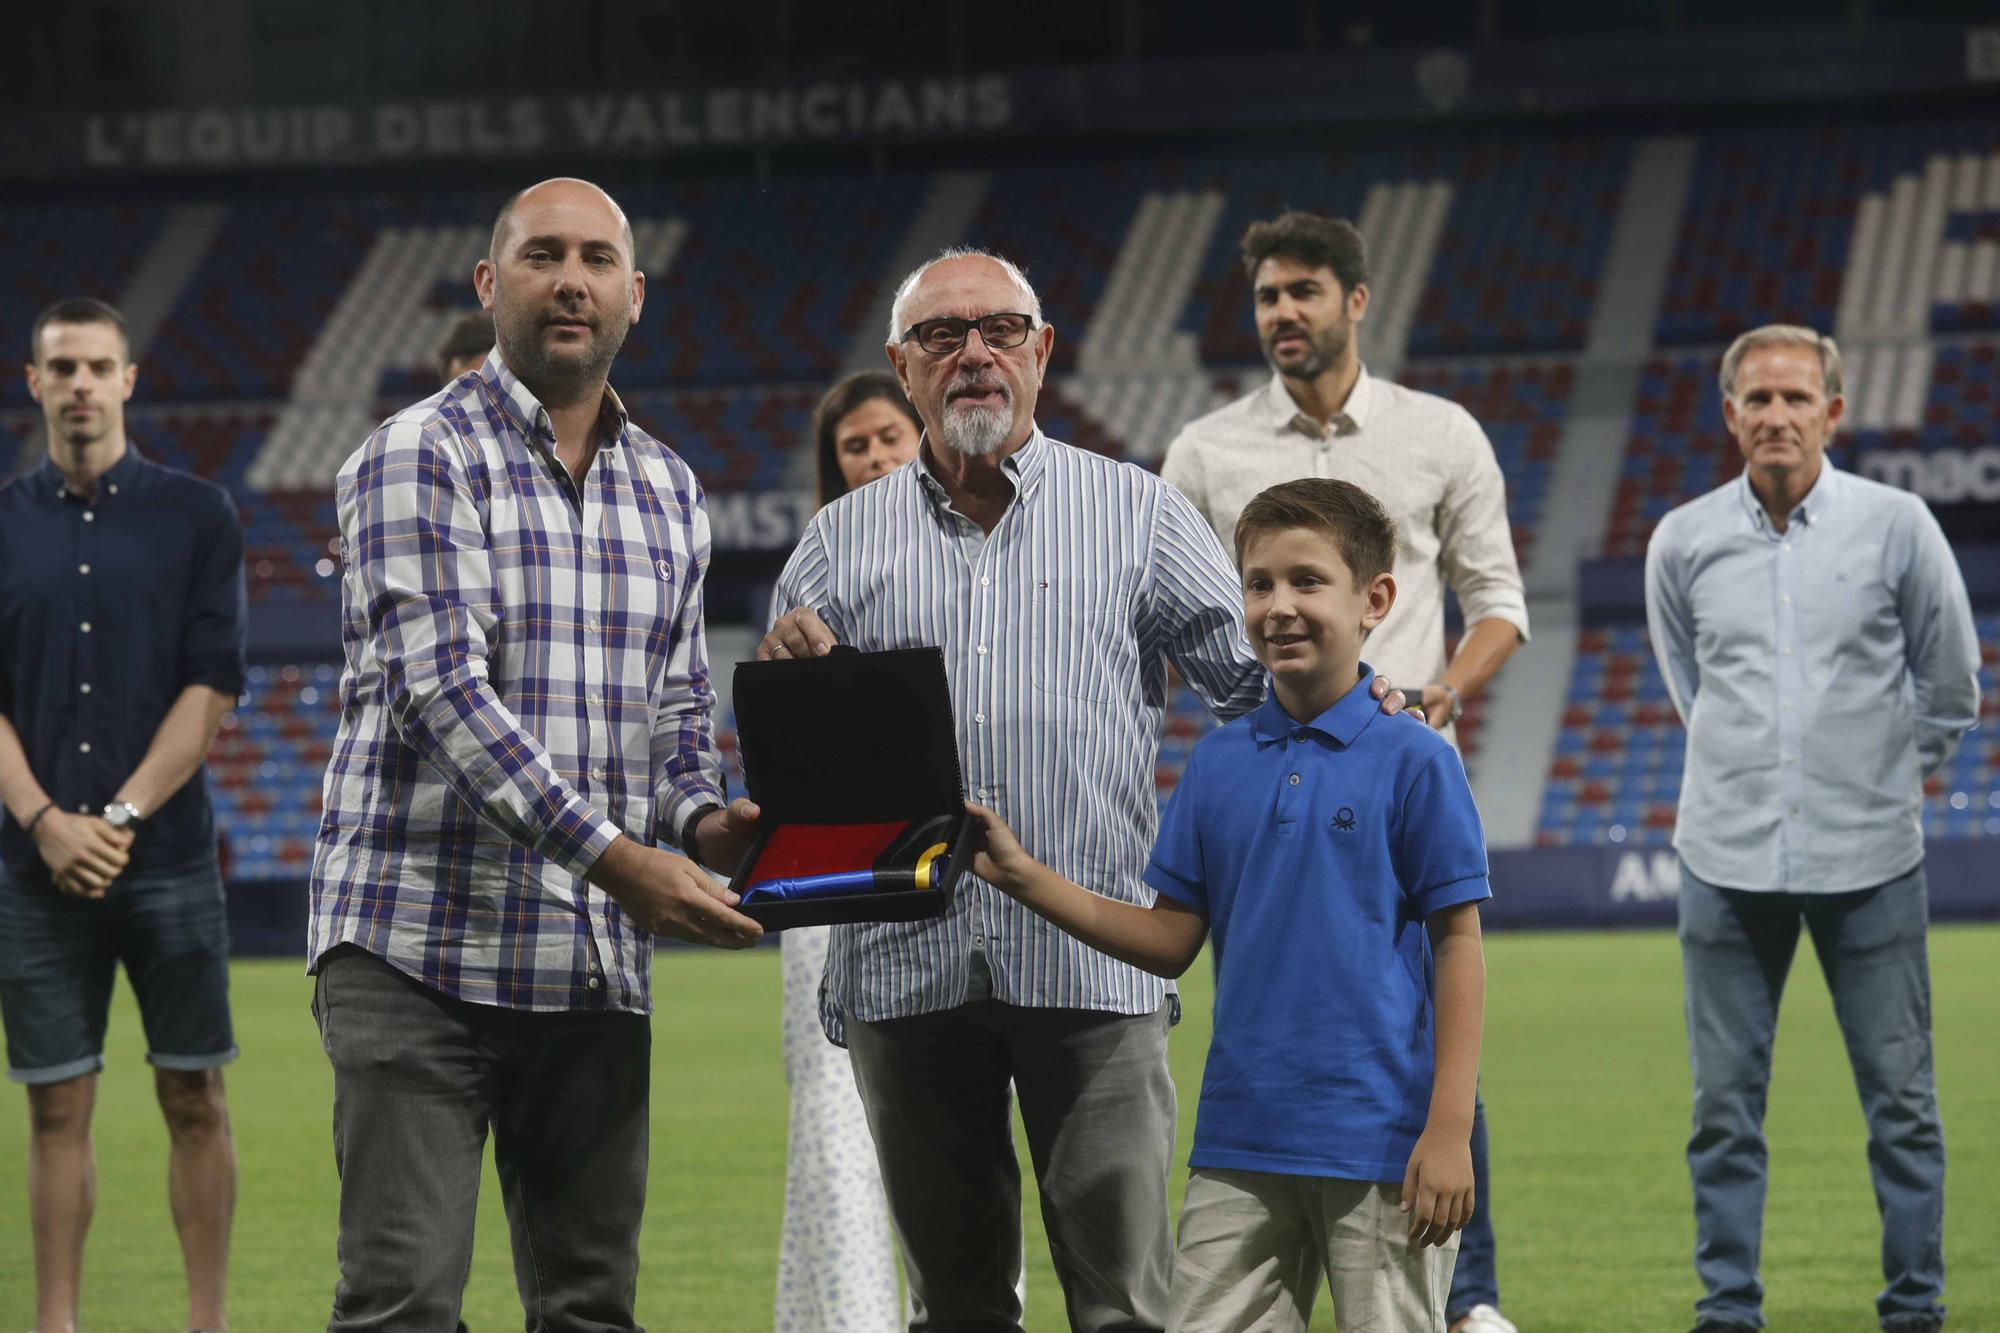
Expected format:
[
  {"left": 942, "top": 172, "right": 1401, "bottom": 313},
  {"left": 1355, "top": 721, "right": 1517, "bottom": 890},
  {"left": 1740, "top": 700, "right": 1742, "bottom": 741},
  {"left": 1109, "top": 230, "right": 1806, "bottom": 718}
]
[{"left": 1454, "top": 1305, "right": 1520, "bottom": 1333}]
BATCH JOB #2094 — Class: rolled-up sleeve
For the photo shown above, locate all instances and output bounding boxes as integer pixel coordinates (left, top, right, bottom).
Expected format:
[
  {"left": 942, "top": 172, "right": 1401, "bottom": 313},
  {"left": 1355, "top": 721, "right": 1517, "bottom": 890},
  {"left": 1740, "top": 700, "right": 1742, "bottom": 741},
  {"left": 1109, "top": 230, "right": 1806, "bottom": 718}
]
[
  {"left": 1436, "top": 409, "right": 1530, "bottom": 643},
  {"left": 345, "top": 418, "right": 619, "bottom": 879},
  {"left": 1142, "top": 481, "right": 1266, "bottom": 721},
  {"left": 177, "top": 488, "right": 248, "bottom": 698}
]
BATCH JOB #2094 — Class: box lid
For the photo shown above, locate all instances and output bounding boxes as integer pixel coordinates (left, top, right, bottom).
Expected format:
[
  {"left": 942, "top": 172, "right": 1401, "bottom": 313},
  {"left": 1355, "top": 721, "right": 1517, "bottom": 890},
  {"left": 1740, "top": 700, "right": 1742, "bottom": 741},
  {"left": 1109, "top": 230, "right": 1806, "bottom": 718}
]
[{"left": 731, "top": 646, "right": 965, "bottom": 823}]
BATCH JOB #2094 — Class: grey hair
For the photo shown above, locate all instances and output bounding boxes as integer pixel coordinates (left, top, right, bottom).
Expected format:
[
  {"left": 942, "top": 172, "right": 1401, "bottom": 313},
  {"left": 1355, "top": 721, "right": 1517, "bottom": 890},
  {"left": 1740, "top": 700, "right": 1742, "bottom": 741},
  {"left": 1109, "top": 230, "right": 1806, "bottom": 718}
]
[
  {"left": 886, "top": 247, "right": 1043, "bottom": 344},
  {"left": 1719, "top": 324, "right": 1844, "bottom": 401}
]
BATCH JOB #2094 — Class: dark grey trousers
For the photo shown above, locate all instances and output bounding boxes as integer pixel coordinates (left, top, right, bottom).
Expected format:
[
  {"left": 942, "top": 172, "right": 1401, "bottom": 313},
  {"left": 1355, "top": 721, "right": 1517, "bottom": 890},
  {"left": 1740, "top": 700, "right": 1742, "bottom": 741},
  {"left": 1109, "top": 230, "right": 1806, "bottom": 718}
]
[
  {"left": 846, "top": 970, "right": 1176, "bottom": 1333},
  {"left": 313, "top": 945, "right": 651, "bottom": 1332}
]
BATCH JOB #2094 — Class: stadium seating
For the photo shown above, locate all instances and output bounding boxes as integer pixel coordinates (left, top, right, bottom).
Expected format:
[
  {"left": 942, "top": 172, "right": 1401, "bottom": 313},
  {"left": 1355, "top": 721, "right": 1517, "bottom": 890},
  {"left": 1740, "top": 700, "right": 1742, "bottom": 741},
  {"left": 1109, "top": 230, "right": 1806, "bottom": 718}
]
[
  {"left": 1604, "top": 355, "right": 1733, "bottom": 557},
  {"left": 621, "top": 176, "right": 929, "bottom": 388},
  {"left": 0, "top": 203, "right": 165, "bottom": 407},
  {"left": 1885, "top": 339, "right": 2000, "bottom": 450},
  {"left": 1661, "top": 123, "right": 2000, "bottom": 347},
  {"left": 8, "top": 121, "right": 1993, "bottom": 876},
  {"left": 144, "top": 200, "right": 381, "bottom": 402},
  {"left": 622, "top": 384, "right": 817, "bottom": 495},
  {"left": 1170, "top": 141, "right": 1625, "bottom": 364},
  {"left": 1407, "top": 141, "right": 1626, "bottom": 358},
  {"left": 208, "top": 662, "right": 340, "bottom": 881}
]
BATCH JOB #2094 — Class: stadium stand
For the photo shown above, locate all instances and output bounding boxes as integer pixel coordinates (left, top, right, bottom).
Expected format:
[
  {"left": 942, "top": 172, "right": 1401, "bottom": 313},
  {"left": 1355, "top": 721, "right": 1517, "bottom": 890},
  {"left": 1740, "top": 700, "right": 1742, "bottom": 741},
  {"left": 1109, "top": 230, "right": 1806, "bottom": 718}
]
[
  {"left": 9, "top": 115, "right": 1995, "bottom": 867},
  {"left": 623, "top": 175, "right": 930, "bottom": 387},
  {"left": 143, "top": 199, "right": 380, "bottom": 402},
  {"left": 622, "top": 384, "right": 818, "bottom": 495},
  {"left": 0, "top": 203, "right": 166, "bottom": 407},
  {"left": 1170, "top": 141, "right": 1626, "bottom": 364},
  {"left": 208, "top": 663, "right": 340, "bottom": 881},
  {"left": 1662, "top": 123, "right": 2000, "bottom": 348}
]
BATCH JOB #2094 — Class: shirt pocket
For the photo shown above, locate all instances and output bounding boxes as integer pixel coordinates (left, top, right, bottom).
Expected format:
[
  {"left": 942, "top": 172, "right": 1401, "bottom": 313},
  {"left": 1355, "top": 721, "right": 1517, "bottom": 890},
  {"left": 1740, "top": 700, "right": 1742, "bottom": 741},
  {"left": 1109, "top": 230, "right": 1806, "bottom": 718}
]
[{"left": 1030, "top": 585, "right": 1124, "bottom": 703}]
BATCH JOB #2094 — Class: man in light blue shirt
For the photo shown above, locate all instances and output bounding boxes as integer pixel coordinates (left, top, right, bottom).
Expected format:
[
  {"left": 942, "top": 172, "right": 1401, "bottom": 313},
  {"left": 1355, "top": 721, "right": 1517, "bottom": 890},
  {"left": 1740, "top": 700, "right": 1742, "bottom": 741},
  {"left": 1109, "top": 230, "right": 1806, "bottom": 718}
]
[{"left": 1645, "top": 325, "right": 1979, "bottom": 1333}]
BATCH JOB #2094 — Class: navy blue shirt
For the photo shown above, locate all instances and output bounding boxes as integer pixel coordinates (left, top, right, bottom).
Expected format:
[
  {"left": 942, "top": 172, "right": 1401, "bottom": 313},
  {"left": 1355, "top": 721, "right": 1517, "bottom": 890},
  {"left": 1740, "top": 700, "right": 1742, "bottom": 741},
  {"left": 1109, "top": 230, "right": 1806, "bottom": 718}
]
[
  {"left": 1146, "top": 665, "right": 1491, "bottom": 1182},
  {"left": 0, "top": 447, "right": 247, "bottom": 876}
]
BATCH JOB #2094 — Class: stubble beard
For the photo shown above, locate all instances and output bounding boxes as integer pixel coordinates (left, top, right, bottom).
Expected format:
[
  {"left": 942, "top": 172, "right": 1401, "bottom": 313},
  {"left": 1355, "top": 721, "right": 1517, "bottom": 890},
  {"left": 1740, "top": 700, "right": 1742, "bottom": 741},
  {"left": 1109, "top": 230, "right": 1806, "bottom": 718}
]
[
  {"left": 1268, "top": 321, "right": 1349, "bottom": 383},
  {"left": 50, "top": 406, "right": 112, "bottom": 453},
  {"left": 495, "top": 289, "right": 629, "bottom": 399}
]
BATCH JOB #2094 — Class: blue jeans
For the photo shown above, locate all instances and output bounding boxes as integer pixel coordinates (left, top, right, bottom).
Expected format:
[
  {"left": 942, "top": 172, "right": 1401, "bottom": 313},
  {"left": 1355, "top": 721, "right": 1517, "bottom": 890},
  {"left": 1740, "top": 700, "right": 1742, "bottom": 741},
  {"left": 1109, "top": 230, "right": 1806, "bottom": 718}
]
[
  {"left": 1445, "top": 1093, "right": 1498, "bottom": 1319},
  {"left": 1679, "top": 861, "right": 1944, "bottom": 1330}
]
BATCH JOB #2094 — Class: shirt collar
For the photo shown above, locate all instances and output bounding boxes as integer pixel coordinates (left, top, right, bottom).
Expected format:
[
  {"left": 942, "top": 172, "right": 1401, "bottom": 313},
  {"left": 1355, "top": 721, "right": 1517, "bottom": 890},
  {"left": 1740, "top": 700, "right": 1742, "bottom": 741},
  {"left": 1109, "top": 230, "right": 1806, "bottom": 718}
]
[
  {"left": 1248, "top": 661, "right": 1382, "bottom": 748},
  {"left": 914, "top": 425, "right": 1049, "bottom": 509},
  {"left": 1258, "top": 365, "right": 1373, "bottom": 440},
  {"left": 477, "top": 350, "right": 630, "bottom": 453},
  {"left": 1737, "top": 458, "right": 1839, "bottom": 534},
  {"left": 40, "top": 441, "right": 144, "bottom": 501}
]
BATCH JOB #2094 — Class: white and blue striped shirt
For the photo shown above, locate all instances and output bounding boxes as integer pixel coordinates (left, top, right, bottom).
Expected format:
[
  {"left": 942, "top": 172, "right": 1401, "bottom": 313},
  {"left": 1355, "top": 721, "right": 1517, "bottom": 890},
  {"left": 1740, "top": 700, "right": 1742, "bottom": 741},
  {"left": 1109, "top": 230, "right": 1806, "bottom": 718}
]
[{"left": 771, "top": 429, "right": 1266, "bottom": 1037}]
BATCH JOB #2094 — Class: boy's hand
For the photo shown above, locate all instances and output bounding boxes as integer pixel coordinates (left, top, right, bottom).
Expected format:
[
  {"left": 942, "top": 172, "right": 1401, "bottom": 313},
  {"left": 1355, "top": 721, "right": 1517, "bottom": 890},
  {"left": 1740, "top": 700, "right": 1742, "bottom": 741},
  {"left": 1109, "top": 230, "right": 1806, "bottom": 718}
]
[
  {"left": 964, "top": 802, "right": 1038, "bottom": 893},
  {"left": 1401, "top": 1127, "right": 1475, "bottom": 1248}
]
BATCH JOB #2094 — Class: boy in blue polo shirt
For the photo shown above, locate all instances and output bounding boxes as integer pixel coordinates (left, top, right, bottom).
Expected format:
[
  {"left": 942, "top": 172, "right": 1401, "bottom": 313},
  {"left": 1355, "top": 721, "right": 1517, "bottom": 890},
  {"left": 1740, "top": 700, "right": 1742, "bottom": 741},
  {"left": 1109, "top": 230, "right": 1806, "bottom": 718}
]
[{"left": 967, "top": 477, "right": 1488, "bottom": 1331}]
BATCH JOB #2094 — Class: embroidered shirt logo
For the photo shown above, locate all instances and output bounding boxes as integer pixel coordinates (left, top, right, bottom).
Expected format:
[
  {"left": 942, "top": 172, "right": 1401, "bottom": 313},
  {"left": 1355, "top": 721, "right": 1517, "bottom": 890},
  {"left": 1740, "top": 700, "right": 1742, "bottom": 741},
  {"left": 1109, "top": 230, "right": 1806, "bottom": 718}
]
[
  {"left": 656, "top": 558, "right": 673, "bottom": 580},
  {"left": 1331, "top": 807, "right": 1357, "bottom": 832}
]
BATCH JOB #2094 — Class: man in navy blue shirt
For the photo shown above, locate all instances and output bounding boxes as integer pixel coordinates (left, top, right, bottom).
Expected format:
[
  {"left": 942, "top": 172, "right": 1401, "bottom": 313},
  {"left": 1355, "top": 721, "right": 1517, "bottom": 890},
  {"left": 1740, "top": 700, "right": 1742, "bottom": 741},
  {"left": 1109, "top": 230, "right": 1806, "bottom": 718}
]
[{"left": 0, "top": 298, "right": 246, "bottom": 1333}]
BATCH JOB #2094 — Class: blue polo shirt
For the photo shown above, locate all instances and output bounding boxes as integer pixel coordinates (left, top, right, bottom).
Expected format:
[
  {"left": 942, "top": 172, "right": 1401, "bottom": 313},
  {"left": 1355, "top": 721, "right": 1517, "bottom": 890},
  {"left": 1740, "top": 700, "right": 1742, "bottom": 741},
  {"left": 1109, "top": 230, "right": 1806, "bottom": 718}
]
[
  {"left": 0, "top": 446, "right": 246, "bottom": 877},
  {"left": 1146, "top": 665, "right": 1490, "bottom": 1182}
]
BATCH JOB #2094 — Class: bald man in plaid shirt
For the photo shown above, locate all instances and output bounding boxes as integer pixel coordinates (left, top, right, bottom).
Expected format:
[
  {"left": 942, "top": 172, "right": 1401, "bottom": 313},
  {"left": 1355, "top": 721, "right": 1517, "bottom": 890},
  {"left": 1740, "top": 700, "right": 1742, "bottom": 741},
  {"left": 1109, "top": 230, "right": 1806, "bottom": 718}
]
[{"left": 309, "top": 178, "right": 764, "bottom": 1331}]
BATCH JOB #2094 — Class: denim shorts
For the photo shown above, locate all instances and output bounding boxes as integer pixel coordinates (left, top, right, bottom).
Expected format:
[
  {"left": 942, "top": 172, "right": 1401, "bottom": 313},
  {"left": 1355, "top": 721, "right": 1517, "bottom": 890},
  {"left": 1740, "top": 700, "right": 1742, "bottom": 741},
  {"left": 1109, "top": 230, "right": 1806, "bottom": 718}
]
[{"left": 0, "top": 854, "right": 236, "bottom": 1084}]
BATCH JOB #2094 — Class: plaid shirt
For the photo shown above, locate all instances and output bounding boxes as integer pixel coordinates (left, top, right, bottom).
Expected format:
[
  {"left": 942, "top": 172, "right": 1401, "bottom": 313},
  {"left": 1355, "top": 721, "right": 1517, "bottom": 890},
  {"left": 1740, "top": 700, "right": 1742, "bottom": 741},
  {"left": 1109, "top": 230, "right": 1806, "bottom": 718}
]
[{"left": 309, "top": 355, "right": 724, "bottom": 1013}]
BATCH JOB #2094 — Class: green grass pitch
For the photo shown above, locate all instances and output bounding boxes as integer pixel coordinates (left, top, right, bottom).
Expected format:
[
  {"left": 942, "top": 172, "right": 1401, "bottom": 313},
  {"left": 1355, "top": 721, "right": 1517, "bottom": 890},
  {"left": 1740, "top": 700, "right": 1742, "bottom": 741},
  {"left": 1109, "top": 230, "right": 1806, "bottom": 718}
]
[{"left": 2, "top": 926, "right": 1994, "bottom": 1331}]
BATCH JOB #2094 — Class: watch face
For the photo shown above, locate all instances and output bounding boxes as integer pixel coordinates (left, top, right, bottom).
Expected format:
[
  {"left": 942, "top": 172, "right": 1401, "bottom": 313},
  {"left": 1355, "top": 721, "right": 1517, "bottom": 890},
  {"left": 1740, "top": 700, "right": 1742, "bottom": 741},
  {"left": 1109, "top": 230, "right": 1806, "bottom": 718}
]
[{"left": 103, "top": 803, "right": 134, "bottom": 828}]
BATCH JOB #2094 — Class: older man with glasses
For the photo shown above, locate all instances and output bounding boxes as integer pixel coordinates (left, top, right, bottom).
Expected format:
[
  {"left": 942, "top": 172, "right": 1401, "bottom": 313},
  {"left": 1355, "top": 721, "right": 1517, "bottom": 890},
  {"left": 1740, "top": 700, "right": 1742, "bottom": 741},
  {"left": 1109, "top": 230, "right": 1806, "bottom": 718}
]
[{"left": 760, "top": 248, "right": 1412, "bottom": 1332}]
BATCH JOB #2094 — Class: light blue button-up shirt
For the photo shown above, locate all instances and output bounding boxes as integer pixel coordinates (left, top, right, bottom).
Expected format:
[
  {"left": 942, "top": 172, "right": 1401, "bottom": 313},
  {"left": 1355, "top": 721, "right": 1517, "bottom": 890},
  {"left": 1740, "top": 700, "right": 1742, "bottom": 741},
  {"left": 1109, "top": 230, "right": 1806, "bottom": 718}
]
[{"left": 1645, "top": 463, "right": 1980, "bottom": 893}]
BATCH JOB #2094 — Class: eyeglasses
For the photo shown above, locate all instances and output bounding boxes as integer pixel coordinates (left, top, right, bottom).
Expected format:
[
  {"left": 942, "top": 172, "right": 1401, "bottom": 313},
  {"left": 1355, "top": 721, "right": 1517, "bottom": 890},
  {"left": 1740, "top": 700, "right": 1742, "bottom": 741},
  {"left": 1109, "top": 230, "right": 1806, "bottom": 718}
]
[{"left": 899, "top": 312, "right": 1036, "bottom": 356}]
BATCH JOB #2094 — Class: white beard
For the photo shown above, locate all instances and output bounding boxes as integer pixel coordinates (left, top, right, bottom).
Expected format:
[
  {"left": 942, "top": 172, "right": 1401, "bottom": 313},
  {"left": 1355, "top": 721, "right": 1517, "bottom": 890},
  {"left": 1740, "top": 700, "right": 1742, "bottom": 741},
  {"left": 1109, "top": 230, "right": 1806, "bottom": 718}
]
[{"left": 939, "top": 401, "right": 1010, "bottom": 457}]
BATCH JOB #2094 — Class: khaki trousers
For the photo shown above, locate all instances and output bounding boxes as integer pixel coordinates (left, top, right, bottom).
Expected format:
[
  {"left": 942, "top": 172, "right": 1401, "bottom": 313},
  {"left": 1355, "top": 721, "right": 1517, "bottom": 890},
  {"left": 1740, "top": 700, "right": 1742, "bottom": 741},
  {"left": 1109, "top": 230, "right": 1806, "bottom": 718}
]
[{"left": 1169, "top": 1168, "right": 1457, "bottom": 1333}]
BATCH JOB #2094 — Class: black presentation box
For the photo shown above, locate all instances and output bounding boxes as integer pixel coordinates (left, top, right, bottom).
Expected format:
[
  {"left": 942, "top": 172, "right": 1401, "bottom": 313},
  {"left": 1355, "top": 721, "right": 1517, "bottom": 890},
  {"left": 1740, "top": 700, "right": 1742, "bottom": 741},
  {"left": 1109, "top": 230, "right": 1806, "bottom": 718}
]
[{"left": 727, "top": 646, "right": 975, "bottom": 931}]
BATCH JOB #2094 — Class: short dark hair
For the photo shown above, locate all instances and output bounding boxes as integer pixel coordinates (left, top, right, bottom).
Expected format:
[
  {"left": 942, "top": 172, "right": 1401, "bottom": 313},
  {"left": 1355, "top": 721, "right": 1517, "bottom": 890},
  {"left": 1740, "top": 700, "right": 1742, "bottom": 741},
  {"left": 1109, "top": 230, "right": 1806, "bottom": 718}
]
[
  {"left": 30, "top": 297, "right": 129, "bottom": 363},
  {"left": 813, "top": 371, "right": 922, "bottom": 508},
  {"left": 435, "top": 311, "right": 494, "bottom": 384},
  {"left": 1234, "top": 478, "right": 1398, "bottom": 587},
  {"left": 1239, "top": 212, "right": 1369, "bottom": 294}
]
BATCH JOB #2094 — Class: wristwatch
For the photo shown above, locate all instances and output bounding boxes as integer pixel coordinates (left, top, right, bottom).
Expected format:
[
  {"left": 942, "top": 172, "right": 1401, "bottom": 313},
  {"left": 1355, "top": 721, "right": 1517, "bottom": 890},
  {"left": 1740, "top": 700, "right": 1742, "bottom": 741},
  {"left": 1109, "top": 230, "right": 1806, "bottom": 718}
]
[{"left": 102, "top": 800, "right": 143, "bottom": 830}]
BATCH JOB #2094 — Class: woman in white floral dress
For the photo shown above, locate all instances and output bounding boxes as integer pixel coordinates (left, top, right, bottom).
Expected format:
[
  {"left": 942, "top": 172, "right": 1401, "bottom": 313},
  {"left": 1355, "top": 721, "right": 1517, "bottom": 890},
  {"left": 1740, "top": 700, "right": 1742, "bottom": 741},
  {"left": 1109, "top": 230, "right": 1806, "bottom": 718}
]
[{"left": 773, "top": 373, "right": 922, "bottom": 1331}]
